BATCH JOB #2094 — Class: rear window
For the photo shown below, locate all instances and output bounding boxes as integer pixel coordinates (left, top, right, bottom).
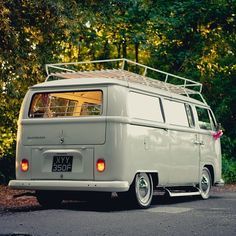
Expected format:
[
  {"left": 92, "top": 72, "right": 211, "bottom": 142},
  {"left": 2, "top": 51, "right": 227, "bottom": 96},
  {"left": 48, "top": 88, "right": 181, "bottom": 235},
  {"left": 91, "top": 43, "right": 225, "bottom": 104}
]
[{"left": 29, "top": 90, "right": 103, "bottom": 118}]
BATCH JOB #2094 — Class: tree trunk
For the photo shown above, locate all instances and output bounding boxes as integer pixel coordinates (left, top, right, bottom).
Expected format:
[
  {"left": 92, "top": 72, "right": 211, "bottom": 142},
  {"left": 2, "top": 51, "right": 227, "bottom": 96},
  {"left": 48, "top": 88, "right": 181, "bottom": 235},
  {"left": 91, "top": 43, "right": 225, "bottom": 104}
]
[
  {"left": 103, "top": 39, "right": 110, "bottom": 59},
  {"left": 117, "top": 42, "right": 121, "bottom": 58},
  {"left": 122, "top": 38, "right": 127, "bottom": 58},
  {"left": 135, "top": 42, "right": 139, "bottom": 63}
]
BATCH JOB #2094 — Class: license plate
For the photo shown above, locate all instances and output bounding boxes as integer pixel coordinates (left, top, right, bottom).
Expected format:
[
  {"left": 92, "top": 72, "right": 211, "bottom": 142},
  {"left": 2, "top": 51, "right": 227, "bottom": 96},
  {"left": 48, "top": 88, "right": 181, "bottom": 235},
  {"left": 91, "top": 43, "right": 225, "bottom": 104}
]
[{"left": 52, "top": 156, "right": 73, "bottom": 172}]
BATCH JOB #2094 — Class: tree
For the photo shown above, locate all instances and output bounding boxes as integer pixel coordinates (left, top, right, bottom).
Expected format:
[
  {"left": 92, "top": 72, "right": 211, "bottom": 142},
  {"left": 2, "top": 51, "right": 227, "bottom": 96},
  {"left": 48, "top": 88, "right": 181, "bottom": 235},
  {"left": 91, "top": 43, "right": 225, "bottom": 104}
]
[
  {"left": 0, "top": 0, "right": 74, "bottom": 181},
  {"left": 148, "top": 0, "right": 236, "bottom": 161},
  {"left": 0, "top": 0, "right": 235, "bottom": 183}
]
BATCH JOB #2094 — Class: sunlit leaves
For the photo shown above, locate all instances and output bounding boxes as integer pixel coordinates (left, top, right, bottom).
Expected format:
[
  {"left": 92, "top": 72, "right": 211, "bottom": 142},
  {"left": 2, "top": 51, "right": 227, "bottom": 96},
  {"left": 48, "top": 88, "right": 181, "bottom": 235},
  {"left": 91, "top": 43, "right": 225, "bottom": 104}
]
[{"left": 0, "top": 0, "right": 235, "bottom": 176}]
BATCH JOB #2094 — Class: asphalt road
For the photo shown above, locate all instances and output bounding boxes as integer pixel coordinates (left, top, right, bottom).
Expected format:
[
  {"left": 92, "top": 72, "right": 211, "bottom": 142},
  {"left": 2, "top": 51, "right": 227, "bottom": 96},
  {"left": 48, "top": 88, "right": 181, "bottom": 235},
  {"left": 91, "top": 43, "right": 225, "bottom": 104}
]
[{"left": 0, "top": 190, "right": 235, "bottom": 236}]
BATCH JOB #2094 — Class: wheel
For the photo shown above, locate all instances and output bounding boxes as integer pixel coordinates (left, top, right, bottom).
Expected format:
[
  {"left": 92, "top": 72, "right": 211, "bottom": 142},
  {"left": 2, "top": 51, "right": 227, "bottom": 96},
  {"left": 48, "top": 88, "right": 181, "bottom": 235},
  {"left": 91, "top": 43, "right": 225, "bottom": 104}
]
[
  {"left": 199, "top": 167, "right": 212, "bottom": 199},
  {"left": 134, "top": 173, "right": 153, "bottom": 208},
  {"left": 120, "top": 173, "right": 153, "bottom": 209},
  {"left": 36, "top": 191, "right": 63, "bottom": 208}
]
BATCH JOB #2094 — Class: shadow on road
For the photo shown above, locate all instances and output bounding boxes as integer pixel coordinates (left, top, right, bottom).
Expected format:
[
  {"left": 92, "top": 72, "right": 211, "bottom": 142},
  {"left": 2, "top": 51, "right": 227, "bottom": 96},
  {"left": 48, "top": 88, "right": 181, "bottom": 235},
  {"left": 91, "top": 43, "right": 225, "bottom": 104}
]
[{"left": 1, "top": 192, "right": 224, "bottom": 214}]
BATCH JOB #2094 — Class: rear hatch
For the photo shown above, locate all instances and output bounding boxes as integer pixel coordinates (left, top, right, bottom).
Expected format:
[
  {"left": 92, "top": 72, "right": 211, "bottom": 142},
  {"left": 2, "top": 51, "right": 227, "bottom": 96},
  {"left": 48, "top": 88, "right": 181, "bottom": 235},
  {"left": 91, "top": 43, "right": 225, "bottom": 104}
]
[{"left": 22, "top": 89, "right": 106, "bottom": 180}]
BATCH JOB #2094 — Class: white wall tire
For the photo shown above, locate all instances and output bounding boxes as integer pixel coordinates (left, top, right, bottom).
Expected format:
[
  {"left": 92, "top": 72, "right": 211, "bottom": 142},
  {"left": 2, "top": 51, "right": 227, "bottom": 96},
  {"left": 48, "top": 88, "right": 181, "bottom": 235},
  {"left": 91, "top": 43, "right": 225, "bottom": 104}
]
[
  {"left": 118, "top": 173, "right": 153, "bottom": 209},
  {"left": 199, "top": 167, "right": 212, "bottom": 199},
  {"left": 133, "top": 173, "right": 153, "bottom": 208}
]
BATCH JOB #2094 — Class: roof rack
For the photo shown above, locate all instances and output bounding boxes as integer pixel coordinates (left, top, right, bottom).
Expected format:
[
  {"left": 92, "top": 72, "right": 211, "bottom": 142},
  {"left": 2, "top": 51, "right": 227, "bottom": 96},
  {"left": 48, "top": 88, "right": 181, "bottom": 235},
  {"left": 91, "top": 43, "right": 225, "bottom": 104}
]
[{"left": 45, "top": 58, "right": 207, "bottom": 104}]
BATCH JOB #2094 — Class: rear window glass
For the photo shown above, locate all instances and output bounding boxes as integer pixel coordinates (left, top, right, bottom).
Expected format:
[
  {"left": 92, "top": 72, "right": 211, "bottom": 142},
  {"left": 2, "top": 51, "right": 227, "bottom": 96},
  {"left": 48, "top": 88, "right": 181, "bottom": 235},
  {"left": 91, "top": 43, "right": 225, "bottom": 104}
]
[{"left": 29, "top": 90, "right": 103, "bottom": 118}]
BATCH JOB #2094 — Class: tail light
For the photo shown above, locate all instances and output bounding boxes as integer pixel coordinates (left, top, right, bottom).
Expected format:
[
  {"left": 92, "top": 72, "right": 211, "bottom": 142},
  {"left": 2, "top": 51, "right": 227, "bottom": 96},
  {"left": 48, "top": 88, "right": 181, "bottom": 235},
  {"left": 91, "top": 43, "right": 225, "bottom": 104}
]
[
  {"left": 21, "top": 159, "right": 29, "bottom": 172},
  {"left": 96, "top": 159, "right": 105, "bottom": 172}
]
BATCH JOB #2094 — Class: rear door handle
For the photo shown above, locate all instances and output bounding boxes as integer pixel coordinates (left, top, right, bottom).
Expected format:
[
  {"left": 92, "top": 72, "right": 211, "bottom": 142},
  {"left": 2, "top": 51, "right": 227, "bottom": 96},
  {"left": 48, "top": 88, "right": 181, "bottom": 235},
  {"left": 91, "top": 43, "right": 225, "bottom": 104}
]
[
  {"left": 199, "top": 141, "right": 204, "bottom": 146},
  {"left": 193, "top": 140, "right": 204, "bottom": 146}
]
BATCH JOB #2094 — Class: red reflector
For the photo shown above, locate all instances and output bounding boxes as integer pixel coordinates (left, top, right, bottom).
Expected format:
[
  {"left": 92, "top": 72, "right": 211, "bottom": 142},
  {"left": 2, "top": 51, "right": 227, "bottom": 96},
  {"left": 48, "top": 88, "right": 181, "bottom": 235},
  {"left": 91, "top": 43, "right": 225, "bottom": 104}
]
[
  {"left": 21, "top": 159, "right": 29, "bottom": 172},
  {"left": 96, "top": 159, "right": 105, "bottom": 172}
]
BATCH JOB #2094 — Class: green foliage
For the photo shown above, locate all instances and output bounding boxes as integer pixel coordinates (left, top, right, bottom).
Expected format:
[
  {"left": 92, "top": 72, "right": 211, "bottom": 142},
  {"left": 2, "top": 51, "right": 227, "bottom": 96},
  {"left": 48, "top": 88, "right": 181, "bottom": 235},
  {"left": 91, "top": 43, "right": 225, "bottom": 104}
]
[
  {"left": 0, "top": 0, "right": 235, "bottom": 183},
  {"left": 0, "top": 154, "right": 15, "bottom": 184},
  {"left": 222, "top": 155, "right": 236, "bottom": 183}
]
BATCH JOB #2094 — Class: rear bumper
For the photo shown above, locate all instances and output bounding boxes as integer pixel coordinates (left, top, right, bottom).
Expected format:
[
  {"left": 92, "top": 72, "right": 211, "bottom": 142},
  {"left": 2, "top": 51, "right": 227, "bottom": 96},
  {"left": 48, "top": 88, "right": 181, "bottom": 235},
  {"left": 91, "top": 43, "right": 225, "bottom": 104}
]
[
  {"left": 9, "top": 180, "right": 130, "bottom": 192},
  {"left": 214, "top": 179, "right": 225, "bottom": 187}
]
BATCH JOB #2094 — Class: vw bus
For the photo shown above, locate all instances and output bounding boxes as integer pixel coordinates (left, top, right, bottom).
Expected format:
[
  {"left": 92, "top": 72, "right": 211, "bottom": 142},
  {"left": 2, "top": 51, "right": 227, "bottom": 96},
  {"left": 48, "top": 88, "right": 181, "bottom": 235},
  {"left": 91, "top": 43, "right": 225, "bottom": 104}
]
[{"left": 9, "top": 59, "right": 224, "bottom": 208}]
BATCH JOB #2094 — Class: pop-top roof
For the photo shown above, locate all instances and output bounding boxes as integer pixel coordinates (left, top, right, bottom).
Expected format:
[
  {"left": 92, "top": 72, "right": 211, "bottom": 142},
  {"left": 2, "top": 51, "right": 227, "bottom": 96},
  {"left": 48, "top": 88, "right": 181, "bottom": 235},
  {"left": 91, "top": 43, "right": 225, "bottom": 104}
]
[{"left": 45, "top": 58, "right": 207, "bottom": 104}]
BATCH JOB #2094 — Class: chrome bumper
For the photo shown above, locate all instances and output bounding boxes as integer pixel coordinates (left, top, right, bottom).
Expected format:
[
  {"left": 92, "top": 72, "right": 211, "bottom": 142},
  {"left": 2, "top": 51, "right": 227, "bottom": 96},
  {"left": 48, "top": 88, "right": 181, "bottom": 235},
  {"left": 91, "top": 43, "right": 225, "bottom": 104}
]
[{"left": 9, "top": 180, "right": 130, "bottom": 192}]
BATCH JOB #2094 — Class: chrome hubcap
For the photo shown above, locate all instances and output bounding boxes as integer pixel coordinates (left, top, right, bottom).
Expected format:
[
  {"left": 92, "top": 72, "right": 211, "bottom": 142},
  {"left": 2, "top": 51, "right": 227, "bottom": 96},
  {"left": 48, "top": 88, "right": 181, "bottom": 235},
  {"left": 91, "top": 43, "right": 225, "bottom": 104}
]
[
  {"left": 136, "top": 173, "right": 151, "bottom": 204},
  {"left": 201, "top": 175, "right": 209, "bottom": 192},
  {"left": 139, "top": 177, "right": 149, "bottom": 198}
]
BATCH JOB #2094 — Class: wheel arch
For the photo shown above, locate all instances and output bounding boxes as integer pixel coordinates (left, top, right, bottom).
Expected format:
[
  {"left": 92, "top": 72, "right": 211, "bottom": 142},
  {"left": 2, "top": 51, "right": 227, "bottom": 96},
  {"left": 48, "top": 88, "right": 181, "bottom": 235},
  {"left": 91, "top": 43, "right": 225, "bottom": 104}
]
[{"left": 132, "top": 171, "right": 159, "bottom": 190}]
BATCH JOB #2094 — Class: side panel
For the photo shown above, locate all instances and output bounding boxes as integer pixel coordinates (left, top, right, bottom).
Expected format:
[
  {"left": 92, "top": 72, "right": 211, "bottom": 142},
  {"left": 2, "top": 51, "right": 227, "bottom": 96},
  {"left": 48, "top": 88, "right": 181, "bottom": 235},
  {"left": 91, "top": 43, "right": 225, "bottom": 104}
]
[
  {"left": 168, "top": 129, "right": 199, "bottom": 184},
  {"left": 125, "top": 124, "right": 170, "bottom": 185},
  {"left": 125, "top": 90, "right": 170, "bottom": 185},
  {"left": 198, "top": 131, "right": 222, "bottom": 183},
  {"left": 95, "top": 86, "right": 170, "bottom": 185},
  {"left": 163, "top": 99, "right": 200, "bottom": 185},
  {"left": 94, "top": 121, "right": 170, "bottom": 185},
  {"left": 213, "top": 138, "right": 222, "bottom": 182},
  {"left": 93, "top": 85, "right": 129, "bottom": 182},
  {"left": 94, "top": 122, "right": 127, "bottom": 182}
]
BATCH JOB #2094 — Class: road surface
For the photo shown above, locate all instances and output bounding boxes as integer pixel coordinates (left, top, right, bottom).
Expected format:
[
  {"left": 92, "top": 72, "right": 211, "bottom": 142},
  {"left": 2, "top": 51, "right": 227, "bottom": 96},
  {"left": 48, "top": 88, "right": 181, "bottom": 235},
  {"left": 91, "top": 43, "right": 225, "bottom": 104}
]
[{"left": 0, "top": 190, "right": 235, "bottom": 236}]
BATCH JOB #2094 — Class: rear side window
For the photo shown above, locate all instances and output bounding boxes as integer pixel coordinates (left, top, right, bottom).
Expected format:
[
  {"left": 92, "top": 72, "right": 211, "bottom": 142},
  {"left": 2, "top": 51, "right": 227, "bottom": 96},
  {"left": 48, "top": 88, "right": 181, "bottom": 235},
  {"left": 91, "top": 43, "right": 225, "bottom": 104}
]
[
  {"left": 196, "top": 107, "right": 214, "bottom": 130},
  {"left": 128, "top": 92, "right": 164, "bottom": 123},
  {"left": 29, "top": 90, "right": 103, "bottom": 118},
  {"left": 163, "top": 100, "right": 189, "bottom": 127}
]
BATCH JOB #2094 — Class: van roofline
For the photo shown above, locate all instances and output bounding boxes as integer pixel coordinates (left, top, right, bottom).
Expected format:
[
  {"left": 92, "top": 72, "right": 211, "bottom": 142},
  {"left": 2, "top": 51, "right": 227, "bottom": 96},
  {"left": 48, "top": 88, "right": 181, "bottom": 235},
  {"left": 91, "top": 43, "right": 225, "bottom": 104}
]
[{"left": 31, "top": 77, "right": 129, "bottom": 89}]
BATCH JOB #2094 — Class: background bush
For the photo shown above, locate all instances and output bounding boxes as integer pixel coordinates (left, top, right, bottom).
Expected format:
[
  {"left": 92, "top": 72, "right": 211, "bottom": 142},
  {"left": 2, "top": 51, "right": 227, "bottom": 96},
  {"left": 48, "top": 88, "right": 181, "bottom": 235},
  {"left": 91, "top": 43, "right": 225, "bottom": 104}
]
[{"left": 222, "top": 155, "right": 236, "bottom": 184}]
